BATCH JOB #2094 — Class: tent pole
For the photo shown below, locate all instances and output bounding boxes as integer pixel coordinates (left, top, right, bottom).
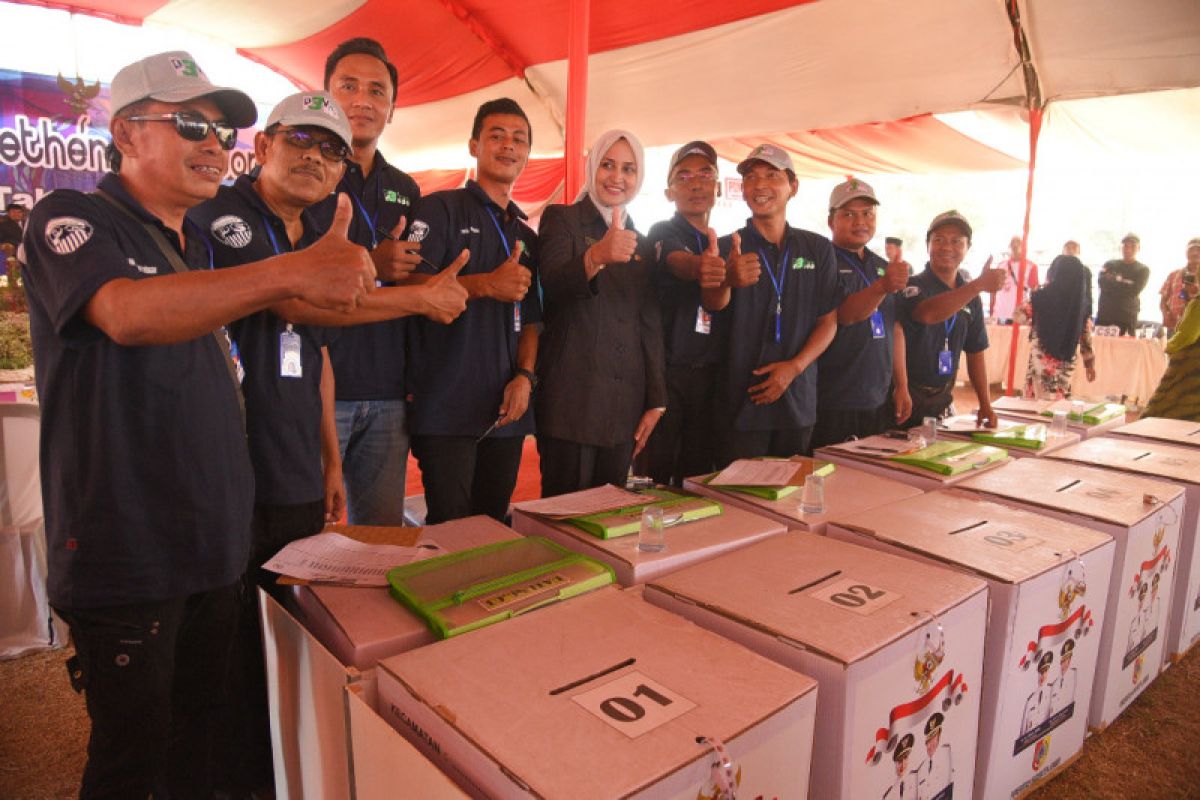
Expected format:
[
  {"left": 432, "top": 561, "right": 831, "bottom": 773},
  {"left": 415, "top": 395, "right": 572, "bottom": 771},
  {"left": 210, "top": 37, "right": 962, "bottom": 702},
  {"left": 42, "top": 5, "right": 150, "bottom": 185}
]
[
  {"left": 1005, "top": 105, "right": 1044, "bottom": 396},
  {"left": 564, "top": 0, "right": 590, "bottom": 201}
]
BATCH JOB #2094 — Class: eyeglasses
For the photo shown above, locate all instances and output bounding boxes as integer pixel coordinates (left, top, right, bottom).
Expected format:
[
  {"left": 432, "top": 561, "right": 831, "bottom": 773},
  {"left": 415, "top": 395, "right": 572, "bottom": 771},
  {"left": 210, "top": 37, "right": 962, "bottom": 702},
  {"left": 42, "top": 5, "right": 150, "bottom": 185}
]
[
  {"left": 272, "top": 128, "right": 353, "bottom": 163},
  {"left": 671, "top": 170, "right": 718, "bottom": 185},
  {"left": 125, "top": 111, "right": 238, "bottom": 150}
]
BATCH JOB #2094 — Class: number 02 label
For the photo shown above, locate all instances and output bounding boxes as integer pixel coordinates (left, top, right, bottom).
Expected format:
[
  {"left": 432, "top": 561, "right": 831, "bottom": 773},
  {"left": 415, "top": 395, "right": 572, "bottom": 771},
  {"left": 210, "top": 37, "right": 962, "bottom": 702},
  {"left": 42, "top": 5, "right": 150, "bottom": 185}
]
[
  {"left": 809, "top": 577, "right": 900, "bottom": 616},
  {"left": 571, "top": 671, "right": 696, "bottom": 738}
]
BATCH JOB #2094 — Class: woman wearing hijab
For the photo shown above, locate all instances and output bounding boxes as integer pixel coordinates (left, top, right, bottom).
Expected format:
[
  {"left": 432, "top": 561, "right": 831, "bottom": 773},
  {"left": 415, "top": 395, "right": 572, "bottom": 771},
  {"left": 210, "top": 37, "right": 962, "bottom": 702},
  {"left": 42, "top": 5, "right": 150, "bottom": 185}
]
[
  {"left": 535, "top": 130, "right": 667, "bottom": 496},
  {"left": 1023, "top": 254, "right": 1096, "bottom": 399}
]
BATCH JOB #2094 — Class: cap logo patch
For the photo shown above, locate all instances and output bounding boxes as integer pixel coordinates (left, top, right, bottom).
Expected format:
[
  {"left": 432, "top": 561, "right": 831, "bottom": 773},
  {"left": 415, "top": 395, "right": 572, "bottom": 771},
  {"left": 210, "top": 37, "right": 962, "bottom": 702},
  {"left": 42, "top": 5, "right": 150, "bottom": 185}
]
[
  {"left": 45, "top": 217, "right": 93, "bottom": 255},
  {"left": 210, "top": 215, "right": 253, "bottom": 249},
  {"left": 303, "top": 95, "right": 339, "bottom": 119},
  {"left": 170, "top": 58, "right": 201, "bottom": 79},
  {"left": 406, "top": 219, "right": 429, "bottom": 242}
]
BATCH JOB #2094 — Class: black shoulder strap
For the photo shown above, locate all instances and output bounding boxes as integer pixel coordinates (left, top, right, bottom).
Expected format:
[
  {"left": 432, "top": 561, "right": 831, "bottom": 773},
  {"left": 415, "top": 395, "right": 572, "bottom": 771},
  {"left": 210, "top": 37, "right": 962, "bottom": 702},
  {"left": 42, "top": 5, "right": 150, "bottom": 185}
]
[{"left": 92, "top": 188, "right": 246, "bottom": 425}]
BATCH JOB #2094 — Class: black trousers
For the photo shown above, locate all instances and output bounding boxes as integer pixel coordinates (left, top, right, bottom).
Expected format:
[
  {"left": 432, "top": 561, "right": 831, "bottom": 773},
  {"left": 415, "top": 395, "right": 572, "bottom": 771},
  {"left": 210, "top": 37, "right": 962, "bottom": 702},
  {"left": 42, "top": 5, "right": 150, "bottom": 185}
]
[
  {"left": 537, "top": 435, "right": 634, "bottom": 498},
  {"left": 714, "top": 426, "right": 813, "bottom": 469},
  {"left": 55, "top": 583, "right": 239, "bottom": 800},
  {"left": 811, "top": 398, "right": 894, "bottom": 449},
  {"left": 411, "top": 434, "right": 525, "bottom": 524},
  {"left": 637, "top": 364, "right": 718, "bottom": 486},
  {"left": 900, "top": 384, "right": 955, "bottom": 429}
]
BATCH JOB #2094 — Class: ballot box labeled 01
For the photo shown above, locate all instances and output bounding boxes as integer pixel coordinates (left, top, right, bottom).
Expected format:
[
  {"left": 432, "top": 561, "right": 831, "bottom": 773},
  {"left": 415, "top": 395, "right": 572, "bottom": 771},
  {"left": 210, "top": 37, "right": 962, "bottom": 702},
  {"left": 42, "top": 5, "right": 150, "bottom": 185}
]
[
  {"left": 644, "top": 532, "right": 987, "bottom": 800},
  {"left": 374, "top": 586, "right": 819, "bottom": 799},
  {"left": 1109, "top": 416, "right": 1200, "bottom": 449},
  {"left": 817, "top": 434, "right": 1010, "bottom": 492},
  {"left": 958, "top": 458, "right": 1184, "bottom": 730},
  {"left": 825, "top": 490, "right": 1115, "bottom": 799},
  {"left": 511, "top": 488, "right": 787, "bottom": 585},
  {"left": 1045, "top": 436, "right": 1200, "bottom": 663},
  {"left": 683, "top": 457, "right": 923, "bottom": 535}
]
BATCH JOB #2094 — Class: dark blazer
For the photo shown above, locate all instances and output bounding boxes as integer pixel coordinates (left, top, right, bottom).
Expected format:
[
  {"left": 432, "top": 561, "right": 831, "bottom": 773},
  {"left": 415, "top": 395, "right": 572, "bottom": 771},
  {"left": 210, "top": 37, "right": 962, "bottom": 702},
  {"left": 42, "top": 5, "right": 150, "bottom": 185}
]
[{"left": 535, "top": 197, "right": 667, "bottom": 447}]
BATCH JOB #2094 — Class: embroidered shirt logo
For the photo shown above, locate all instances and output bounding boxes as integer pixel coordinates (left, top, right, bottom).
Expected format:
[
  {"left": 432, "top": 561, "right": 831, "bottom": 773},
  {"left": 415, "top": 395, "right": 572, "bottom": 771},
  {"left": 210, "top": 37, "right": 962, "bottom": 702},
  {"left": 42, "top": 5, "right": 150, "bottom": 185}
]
[
  {"left": 791, "top": 257, "right": 814, "bottom": 270},
  {"left": 45, "top": 217, "right": 93, "bottom": 254},
  {"left": 407, "top": 219, "right": 430, "bottom": 242},
  {"left": 210, "top": 215, "right": 253, "bottom": 249}
]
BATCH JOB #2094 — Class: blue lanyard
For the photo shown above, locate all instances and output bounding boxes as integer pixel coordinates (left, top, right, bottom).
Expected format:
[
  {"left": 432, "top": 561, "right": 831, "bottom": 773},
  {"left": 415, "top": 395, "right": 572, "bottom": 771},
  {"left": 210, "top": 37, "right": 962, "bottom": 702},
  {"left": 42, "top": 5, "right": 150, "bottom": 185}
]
[
  {"left": 348, "top": 192, "right": 378, "bottom": 248},
  {"left": 259, "top": 214, "right": 285, "bottom": 256},
  {"left": 486, "top": 207, "right": 523, "bottom": 332},
  {"left": 943, "top": 313, "right": 957, "bottom": 347},
  {"left": 836, "top": 249, "right": 875, "bottom": 289},
  {"left": 692, "top": 228, "right": 707, "bottom": 255},
  {"left": 757, "top": 243, "right": 790, "bottom": 344}
]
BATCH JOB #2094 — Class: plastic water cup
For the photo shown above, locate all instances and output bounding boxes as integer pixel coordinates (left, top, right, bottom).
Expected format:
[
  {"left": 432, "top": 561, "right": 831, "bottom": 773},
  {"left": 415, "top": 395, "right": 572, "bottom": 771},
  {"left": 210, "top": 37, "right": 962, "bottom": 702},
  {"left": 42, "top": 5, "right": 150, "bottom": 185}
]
[
  {"left": 1051, "top": 410, "right": 1068, "bottom": 437},
  {"left": 638, "top": 506, "right": 666, "bottom": 553},
  {"left": 907, "top": 429, "right": 928, "bottom": 449},
  {"left": 923, "top": 416, "right": 939, "bottom": 442},
  {"left": 1071, "top": 400, "right": 1086, "bottom": 419},
  {"left": 800, "top": 474, "right": 826, "bottom": 515}
]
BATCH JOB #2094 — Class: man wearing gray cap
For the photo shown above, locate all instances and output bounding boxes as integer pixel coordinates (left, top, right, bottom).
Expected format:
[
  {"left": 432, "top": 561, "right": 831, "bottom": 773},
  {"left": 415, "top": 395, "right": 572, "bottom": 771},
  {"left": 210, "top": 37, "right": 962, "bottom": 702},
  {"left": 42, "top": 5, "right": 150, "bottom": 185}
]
[
  {"left": 21, "top": 53, "right": 375, "bottom": 797},
  {"left": 1097, "top": 233, "right": 1150, "bottom": 335},
  {"left": 189, "top": 90, "right": 467, "bottom": 793}
]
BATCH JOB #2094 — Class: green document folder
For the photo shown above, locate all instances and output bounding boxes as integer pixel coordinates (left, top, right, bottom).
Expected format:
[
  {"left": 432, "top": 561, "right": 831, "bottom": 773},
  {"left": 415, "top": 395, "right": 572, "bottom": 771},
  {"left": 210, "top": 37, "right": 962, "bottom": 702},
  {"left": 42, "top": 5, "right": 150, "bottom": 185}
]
[
  {"left": 703, "top": 460, "right": 836, "bottom": 500},
  {"left": 387, "top": 537, "right": 614, "bottom": 639},
  {"left": 889, "top": 441, "right": 1007, "bottom": 475},
  {"left": 566, "top": 490, "right": 723, "bottom": 539},
  {"left": 1039, "top": 402, "right": 1125, "bottom": 424},
  {"left": 970, "top": 423, "right": 1047, "bottom": 450}
]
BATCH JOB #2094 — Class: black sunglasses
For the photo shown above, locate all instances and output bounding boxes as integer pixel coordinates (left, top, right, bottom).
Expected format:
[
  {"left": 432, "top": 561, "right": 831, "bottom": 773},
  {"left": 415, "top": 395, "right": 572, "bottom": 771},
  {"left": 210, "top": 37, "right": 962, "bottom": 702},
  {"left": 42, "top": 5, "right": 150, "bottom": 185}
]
[
  {"left": 125, "top": 110, "right": 239, "bottom": 150},
  {"left": 272, "top": 128, "right": 353, "bottom": 163}
]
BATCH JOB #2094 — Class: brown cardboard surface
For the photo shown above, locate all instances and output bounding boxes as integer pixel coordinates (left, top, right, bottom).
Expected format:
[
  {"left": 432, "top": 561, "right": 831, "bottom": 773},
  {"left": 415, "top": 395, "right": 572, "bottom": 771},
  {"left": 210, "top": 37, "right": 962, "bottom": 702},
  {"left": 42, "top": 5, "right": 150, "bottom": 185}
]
[
  {"left": 647, "top": 532, "right": 986, "bottom": 664},
  {"left": 958, "top": 459, "right": 1183, "bottom": 527},
  {"left": 1046, "top": 437, "right": 1200, "bottom": 486},
  {"left": 830, "top": 490, "right": 1112, "bottom": 583},
  {"left": 378, "top": 586, "right": 815, "bottom": 799},
  {"left": 1112, "top": 417, "right": 1200, "bottom": 447}
]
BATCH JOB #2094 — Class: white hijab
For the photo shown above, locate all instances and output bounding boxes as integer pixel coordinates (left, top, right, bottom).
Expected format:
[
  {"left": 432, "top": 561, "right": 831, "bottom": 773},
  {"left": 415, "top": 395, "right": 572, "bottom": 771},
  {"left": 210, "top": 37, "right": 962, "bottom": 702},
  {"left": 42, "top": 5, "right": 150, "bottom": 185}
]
[{"left": 576, "top": 128, "right": 645, "bottom": 228}]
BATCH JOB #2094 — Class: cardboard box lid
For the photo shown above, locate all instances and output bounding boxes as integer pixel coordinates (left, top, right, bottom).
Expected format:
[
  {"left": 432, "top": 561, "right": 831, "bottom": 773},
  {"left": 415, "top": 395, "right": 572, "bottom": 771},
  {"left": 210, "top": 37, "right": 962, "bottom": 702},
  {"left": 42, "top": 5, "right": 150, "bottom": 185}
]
[
  {"left": 830, "top": 490, "right": 1112, "bottom": 583},
  {"left": 1113, "top": 416, "right": 1200, "bottom": 444},
  {"left": 379, "top": 586, "right": 815, "bottom": 799},
  {"left": 958, "top": 458, "right": 1183, "bottom": 525},
  {"left": 1046, "top": 437, "right": 1200, "bottom": 486},
  {"left": 648, "top": 533, "right": 985, "bottom": 665}
]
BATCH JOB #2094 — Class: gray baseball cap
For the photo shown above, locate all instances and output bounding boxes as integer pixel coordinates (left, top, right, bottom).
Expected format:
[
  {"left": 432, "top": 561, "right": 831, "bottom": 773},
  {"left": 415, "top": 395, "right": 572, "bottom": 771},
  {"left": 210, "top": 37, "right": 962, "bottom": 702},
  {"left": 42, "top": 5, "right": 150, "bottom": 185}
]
[
  {"left": 926, "top": 209, "right": 973, "bottom": 242},
  {"left": 265, "top": 92, "right": 353, "bottom": 149},
  {"left": 110, "top": 51, "right": 256, "bottom": 129},
  {"left": 829, "top": 177, "right": 879, "bottom": 210},
  {"left": 668, "top": 140, "right": 718, "bottom": 178},
  {"left": 737, "top": 143, "right": 795, "bottom": 175}
]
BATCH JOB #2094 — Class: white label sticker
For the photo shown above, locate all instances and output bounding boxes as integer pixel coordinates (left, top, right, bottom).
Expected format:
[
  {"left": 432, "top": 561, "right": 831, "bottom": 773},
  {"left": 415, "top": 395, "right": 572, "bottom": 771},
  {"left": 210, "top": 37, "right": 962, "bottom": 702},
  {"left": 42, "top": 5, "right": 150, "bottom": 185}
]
[
  {"left": 571, "top": 671, "right": 696, "bottom": 738},
  {"left": 809, "top": 577, "right": 901, "bottom": 616},
  {"left": 971, "top": 525, "right": 1043, "bottom": 552}
]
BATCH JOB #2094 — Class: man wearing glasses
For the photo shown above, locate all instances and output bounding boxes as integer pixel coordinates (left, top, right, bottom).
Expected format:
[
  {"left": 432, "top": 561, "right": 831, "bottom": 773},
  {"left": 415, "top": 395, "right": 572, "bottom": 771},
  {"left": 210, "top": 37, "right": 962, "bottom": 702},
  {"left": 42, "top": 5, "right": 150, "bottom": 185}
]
[
  {"left": 188, "top": 91, "right": 467, "bottom": 793},
  {"left": 21, "top": 53, "right": 375, "bottom": 797},
  {"left": 896, "top": 210, "right": 1006, "bottom": 428}
]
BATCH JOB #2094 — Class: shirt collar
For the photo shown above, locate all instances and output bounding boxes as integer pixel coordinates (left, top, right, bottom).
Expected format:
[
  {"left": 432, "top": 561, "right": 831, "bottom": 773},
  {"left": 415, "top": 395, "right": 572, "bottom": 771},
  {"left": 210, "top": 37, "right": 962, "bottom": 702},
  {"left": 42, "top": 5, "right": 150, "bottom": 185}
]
[{"left": 466, "top": 179, "right": 527, "bottom": 221}]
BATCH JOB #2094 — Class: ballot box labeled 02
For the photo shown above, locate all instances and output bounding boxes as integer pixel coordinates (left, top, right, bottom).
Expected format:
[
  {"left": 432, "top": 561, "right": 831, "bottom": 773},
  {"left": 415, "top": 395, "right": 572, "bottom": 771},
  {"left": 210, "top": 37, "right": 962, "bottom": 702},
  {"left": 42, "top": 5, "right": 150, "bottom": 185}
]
[
  {"left": 825, "top": 490, "right": 1115, "bottom": 799},
  {"left": 374, "top": 586, "right": 819, "bottom": 799},
  {"left": 1045, "top": 436, "right": 1200, "bottom": 663},
  {"left": 958, "top": 458, "right": 1184, "bottom": 730},
  {"left": 643, "top": 532, "right": 987, "bottom": 800},
  {"left": 683, "top": 457, "right": 923, "bottom": 535}
]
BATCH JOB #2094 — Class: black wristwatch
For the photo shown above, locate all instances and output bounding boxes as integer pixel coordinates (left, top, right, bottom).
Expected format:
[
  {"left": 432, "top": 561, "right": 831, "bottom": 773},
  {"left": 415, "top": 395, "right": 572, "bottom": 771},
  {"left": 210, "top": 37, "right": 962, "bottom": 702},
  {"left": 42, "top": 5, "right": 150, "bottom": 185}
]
[{"left": 514, "top": 367, "right": 538, "bottom": 389}]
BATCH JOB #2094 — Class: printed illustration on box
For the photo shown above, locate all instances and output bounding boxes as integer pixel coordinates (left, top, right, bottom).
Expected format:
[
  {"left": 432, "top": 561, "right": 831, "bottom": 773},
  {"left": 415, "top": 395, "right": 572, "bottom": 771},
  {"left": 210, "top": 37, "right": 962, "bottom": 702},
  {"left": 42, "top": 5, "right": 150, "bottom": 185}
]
[
  {"left": 1125, "top": 524, "right": 1172, "bottom": 682},
  {"left": 867, "top": 619, "right": 965, "bottom": 800},
  {"left": 1013, "top": 557, "right": 1095, "bottom": 766}
]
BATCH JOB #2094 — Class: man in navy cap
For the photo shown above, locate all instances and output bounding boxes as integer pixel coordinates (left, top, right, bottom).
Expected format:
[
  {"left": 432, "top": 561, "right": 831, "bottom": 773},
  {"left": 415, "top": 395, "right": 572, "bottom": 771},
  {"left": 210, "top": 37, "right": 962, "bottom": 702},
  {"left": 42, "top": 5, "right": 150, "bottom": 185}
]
[{"left": 21, "top": 52, "right": 374, "bottom": 797}]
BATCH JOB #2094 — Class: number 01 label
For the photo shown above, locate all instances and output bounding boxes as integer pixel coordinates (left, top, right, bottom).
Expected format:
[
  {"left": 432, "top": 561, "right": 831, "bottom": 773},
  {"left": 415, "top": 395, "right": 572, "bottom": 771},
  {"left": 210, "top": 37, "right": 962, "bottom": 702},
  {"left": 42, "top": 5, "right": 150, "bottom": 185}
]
[
  {"left": 809, "top": 577, "right": 900, "bottom": 616},
  {"left": 571, "top": 671, "right": 696, "bottom": 738}
]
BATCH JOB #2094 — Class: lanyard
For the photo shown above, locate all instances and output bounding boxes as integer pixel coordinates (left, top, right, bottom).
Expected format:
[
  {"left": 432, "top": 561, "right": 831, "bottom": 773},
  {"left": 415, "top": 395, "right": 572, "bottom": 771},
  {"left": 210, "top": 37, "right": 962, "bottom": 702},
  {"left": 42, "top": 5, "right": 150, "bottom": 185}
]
[
  {"left": 486, "top": 206, "right": 523, "bottom": 333},
  {"left": 348, "top": 191, "right": 378, "bottom": 248},
  {"left": 943, "top": 313, "right": 957, "bottom": 348},
  {"left": 836, "top": 249, "right": 875, "bottom": 288},
  {"left": 692, "top": 227, "right": 707, "bottom": 255},
  {"left": 757, "top": 243, "right": 790, "bottom": 344},
  {"left": 259, "top": 214, "right": 286, "bottom": 256}
]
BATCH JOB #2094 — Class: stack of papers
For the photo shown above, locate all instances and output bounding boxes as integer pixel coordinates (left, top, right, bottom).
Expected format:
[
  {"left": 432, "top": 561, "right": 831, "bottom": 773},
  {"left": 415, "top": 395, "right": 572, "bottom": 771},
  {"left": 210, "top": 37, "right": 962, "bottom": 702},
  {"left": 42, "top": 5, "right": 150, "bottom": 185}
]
[
  {"left": 971, "top": 423, "right": 1048, "bottom": 450},
  {"left": 889, "top": 441, "right": 1008, "bottom": 475},
  {"left": 706, "top": 458, "right": 836, "bottom": 500}
]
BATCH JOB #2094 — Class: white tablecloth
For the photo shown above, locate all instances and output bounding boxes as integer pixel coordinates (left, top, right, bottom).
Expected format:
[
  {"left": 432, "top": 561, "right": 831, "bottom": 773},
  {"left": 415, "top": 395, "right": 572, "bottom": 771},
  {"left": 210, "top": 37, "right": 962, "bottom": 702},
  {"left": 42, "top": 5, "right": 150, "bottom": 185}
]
[{"left": 957, "top": 323, "right": 1168, "bottom": 404}]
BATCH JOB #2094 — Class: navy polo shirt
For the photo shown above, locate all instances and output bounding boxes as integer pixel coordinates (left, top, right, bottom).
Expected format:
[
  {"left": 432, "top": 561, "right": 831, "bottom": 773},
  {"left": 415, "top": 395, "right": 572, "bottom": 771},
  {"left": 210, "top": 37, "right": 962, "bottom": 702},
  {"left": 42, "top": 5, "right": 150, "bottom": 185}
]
[
  {"left": 817, "top": 245, "right": 896, "bottom": 410},
  {"left": 716, "top": 221, "right": 840, "bottom": 431},
  {"left": 647, "top": 212, "right": 725, "bottom": 367},
  {"left": 189, "top": 175, "right": 333, "bottom": 506},
  {"left": 405, "top": 181, "right": 542, "bottom": 437},
  {"left": 22, "top": 173, "right": 253, "bottom": 609},
  {"left": 897, "top": 265, "right": 989, "bottom": 388},
  {"left": 313, "top": 152, "right": 420, "bottom": 400}
]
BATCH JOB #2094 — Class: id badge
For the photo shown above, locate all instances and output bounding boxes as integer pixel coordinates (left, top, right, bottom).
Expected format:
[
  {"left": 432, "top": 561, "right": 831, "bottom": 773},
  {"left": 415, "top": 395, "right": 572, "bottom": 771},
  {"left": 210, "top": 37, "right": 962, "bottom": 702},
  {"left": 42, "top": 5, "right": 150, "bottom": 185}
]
[
  {"left": 513, "top": 305, "right": 522, "bottom": 333},
  {"left": 868, "top": 310, "right": 886, "bottom": 339},
  {"left": 280, "top": 328, "right": 302, "bottom": 379},
  {"left": 937, "top": 344, "right": 953, "bottom": 376},
  {"left": 695, "top": 305, "right": 712, "bottom": 335}
]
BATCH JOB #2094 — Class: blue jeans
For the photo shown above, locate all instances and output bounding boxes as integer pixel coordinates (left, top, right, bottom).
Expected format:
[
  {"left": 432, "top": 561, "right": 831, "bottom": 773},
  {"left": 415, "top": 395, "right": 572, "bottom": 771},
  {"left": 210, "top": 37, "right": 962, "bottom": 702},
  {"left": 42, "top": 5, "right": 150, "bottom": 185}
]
[{"left": 334, "top": 399, "right": 409, "bottom": 525}]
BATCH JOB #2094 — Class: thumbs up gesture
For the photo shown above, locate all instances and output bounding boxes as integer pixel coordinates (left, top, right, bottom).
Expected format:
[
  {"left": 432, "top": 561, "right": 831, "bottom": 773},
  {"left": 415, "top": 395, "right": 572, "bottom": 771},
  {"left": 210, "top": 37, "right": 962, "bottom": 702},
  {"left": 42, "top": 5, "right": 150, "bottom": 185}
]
[
  {"left": 974, "top": 254, "right": 1007, "bottom": 294},
  {"left": 588, "top": 207, "right": 638, "bottom": 267},
  {"left": 420, "top": 248, "right": 470, "bottom": 324},
  {"left": 372, "top": 215, "right": 423, "bottom": 282},
  {"left": 296, "top": 193, "right": 376, "bottom": 311},
  {"left": 697, "top": 228, "right": 726, "bottom": 289},
  {"left": 486, "top": 240, "right": 532, "bottom": 302},
  {"left": 725, "top": 231, "right": 761, "bottom": 288},
  {"left": 880, "top": 249, "right": 910, "bottom": 293}
]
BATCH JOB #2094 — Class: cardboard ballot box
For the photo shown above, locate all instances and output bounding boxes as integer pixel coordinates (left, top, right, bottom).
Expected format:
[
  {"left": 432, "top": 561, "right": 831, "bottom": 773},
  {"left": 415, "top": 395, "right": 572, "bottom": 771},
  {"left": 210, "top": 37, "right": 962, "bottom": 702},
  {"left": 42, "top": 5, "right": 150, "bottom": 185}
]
[
  {"left": 512, "top": 492, "right": 786, "bottom": 585},
  {"left": 935, "top": 413, "right": 1082, "bottom": 459},
  {"left": 683, "top": 461, "right": 923, "bottom": 535},
  {"left": 644, "top": 533, "right": 987, "bottom": 800},
  {"left": 818, "top": 434, "right": 1010, "bottom": 491},
  {"left": 263, "top": 516, "right": 521, "bottom": 800},
  {"left": 1110, "top": 416, "right": 1200, "bottom": 450},
  {"left": 826, "top": 490, "right": 1115, "bottom": 800},
  {"left": 376, "top": 586, "right": 819, "bottom": 799},
  {"left": 992, "top": 396, "right": 1126, "bottom": 439},
  {"left": 958, "top": 459, "right": 1184, "bottom": 730},
  {"left": 1046, "top": 437, "right": 1200, "bottom": 663}
]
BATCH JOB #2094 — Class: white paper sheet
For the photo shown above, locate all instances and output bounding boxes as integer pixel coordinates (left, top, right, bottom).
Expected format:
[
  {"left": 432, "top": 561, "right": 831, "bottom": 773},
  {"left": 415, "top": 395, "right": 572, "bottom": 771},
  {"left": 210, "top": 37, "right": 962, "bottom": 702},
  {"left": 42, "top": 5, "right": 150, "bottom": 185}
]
[
  {"left": 511, "top": 484, "right": 647, "bottom": 518},
  {"left": 939, "top": 414, "right": 1021, "bottom": 433},
  {"left": 709, "top": 459, "right": 801, "bottom": 487},
  {"left": 829, "top": 435, "right": 914, "bottom": 456},
  {"left": 262, "top": 531, "right": 444, "bottom": 586}
]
